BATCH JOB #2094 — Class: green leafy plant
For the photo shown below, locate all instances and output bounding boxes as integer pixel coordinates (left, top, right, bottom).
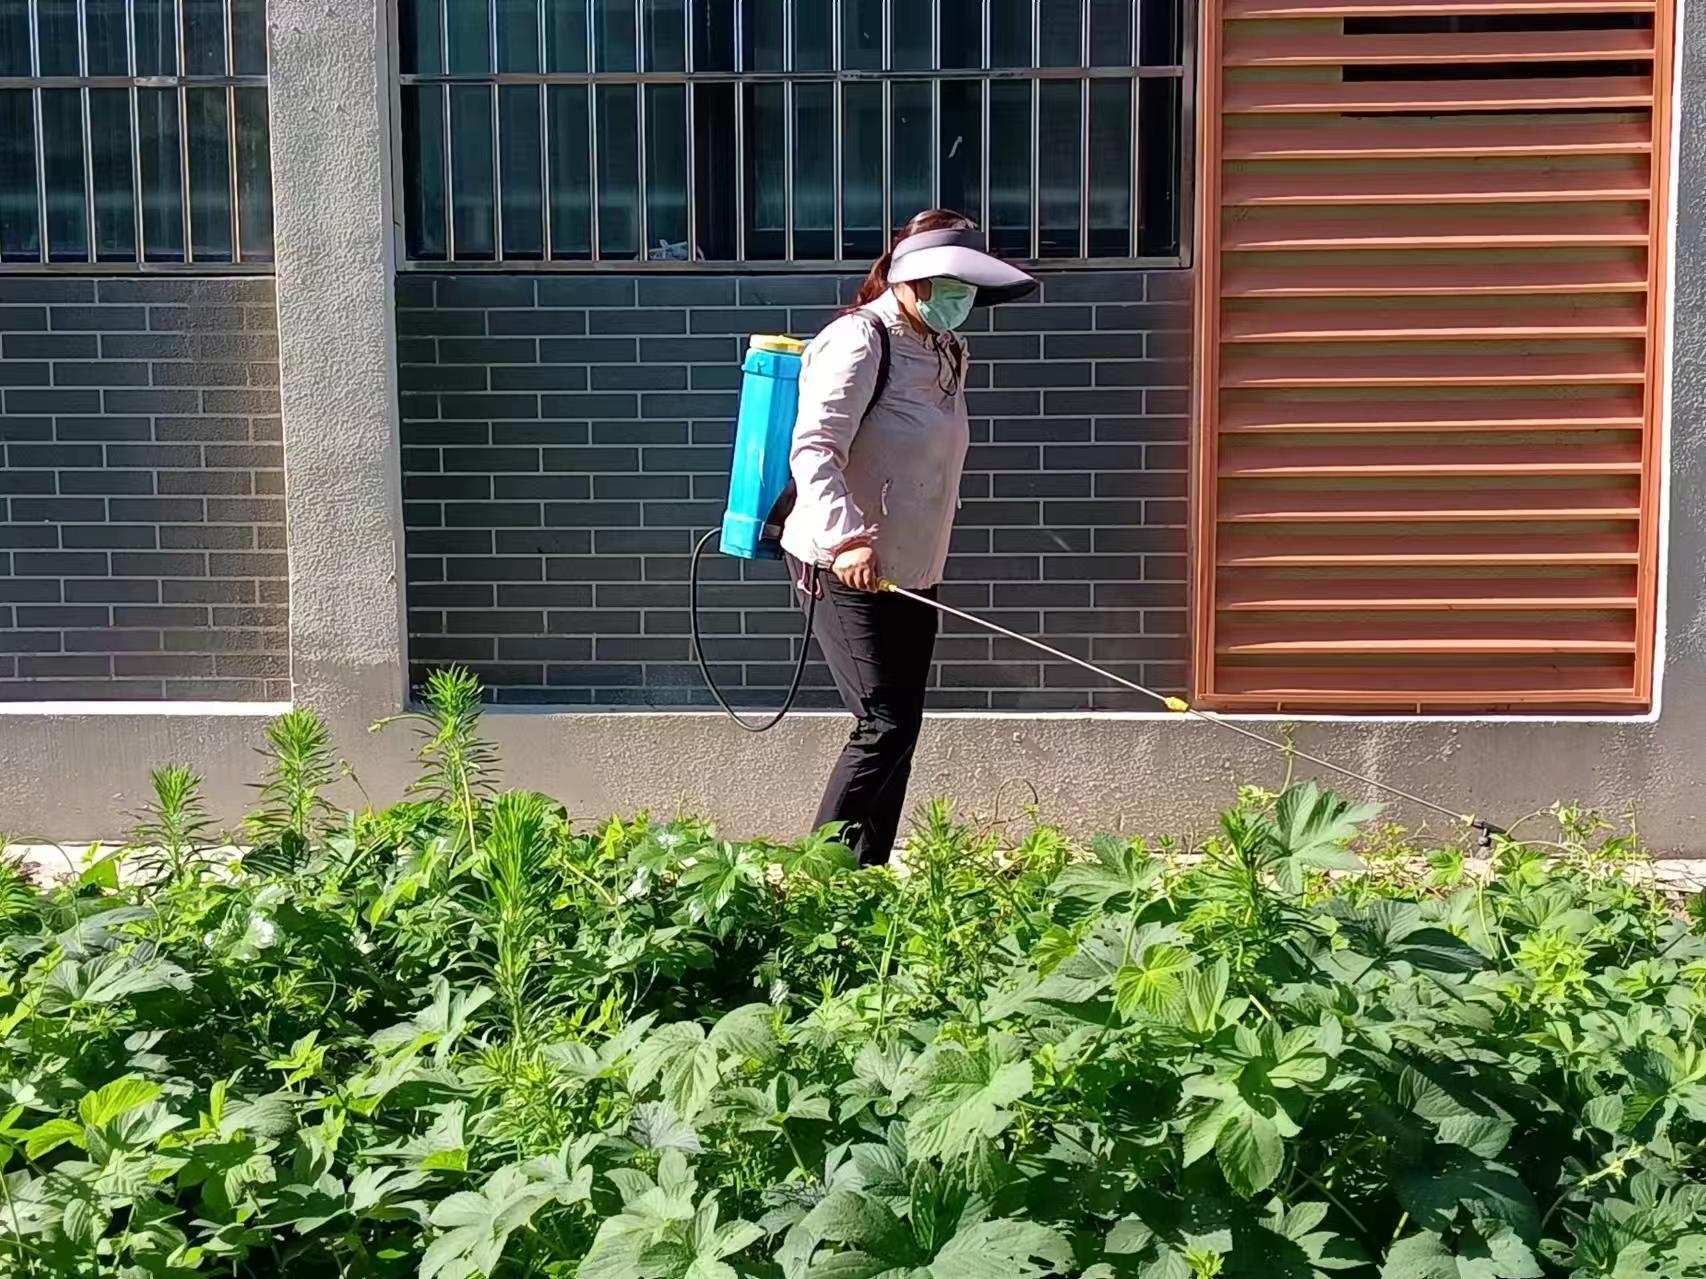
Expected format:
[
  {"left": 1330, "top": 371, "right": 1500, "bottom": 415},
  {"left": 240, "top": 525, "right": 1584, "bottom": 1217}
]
[{"left": 1, "top": 678, "right": 1703, "bottom": 1278}]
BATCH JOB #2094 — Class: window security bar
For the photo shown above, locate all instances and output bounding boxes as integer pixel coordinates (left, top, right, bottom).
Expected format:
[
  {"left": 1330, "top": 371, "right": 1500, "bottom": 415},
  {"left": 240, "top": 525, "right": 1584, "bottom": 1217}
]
[
  {"left": 395, "top": 0, "right": 1190, "bottom": 270},
  {"left": 0, "top": 0, "right": 275, "bottom": 271}
]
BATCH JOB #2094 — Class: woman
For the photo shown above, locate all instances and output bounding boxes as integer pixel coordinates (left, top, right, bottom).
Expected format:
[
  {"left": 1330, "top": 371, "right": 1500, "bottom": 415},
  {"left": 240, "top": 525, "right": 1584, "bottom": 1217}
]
[{"left": 780, "top": 210, "right": 1037, "bottom": 866}]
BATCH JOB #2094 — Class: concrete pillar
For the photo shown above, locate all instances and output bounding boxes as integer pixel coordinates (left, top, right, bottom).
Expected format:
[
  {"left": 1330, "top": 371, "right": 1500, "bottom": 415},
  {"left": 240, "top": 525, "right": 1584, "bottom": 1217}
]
[{"left": 267, "top": 0, "right": 409, "bottom": 729}]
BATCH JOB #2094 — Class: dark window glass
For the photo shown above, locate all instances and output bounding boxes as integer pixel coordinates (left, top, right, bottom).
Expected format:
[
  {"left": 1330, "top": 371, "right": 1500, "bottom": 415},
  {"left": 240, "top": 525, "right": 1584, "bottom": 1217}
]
[
  {"left": 138, "top": 88, "right": 184, "bottom": 261},
  {"left": 1141, "top": 0, "right": 1182, "bottom": 65},
  {"left": 941, "top": 0, "right": 982, "bottom": 68},
  {"left": 499, "top": 84, "right": 544, "bottom": 258},
  {"left": 1036, "top": 79, "right": 1080, "bottom": 256},
  {"left": 988, "top": 80, "right": 1030, "bottom": 258},
  {"left": 692, "top": 81, "right": 736, "bottom": 258},
  {"left": 841, "top": 81, "right": 882, "bottom": 259},
  {"left": 890, "top": 82, "right": 931, "bottom": 232},
  {"left": 85, "top": 0, "right": 130, "bottom": 76},
  {"left": 0, "top": 90, "right": 39, "bottom": 260},
  {"left": 233, "top": 0, "right": 269, "bottom": 74},
  {"left": 498, "top": 0, "right": 542, "bottom": 71},
  {"left": 235, "top": 85, "right": 274, "bottom": 260},
  {"left": 745, "top": 0, "right": 785, "bottom": 71},
  {"left": 402, "top": 86, "right": 447, "bottom": 259},
  {"left": 894, "top": 4, "right": 931, "bottom": 70},
  {"left": 743, "top": 82, "right": 785, "bottom": 260},
  {"left": 793, "top": 81, "right": 834, "bottom": 259},
  {"left": 1137, "top": 75, "right": 1179, "bottom": 256},
  {"left": 645, "top": 83, "right": 688, "bottom": 258},
  {"left": 547, "top": 0, "right": 590, "bottom": 71},
  {"left": 596, "top": 0, "right": 638, "bottom": 71},
  {"left": 450, "top": 84, "right": 496, "bottom": 258},
  {"left": 1040, "top": 3, "right": 1082, "bottom": 67},
  {"left": 0, "top": 0, "right": 28, "bottom": 77},
  {"left": 187, "top": 86, "right": 233, "bottom": 260},
  {"left": 395, "top": 0, "right": 1182, "bottom": 266},
  {"left": 1090, "top": 0, "right": 1135, "bottom": 65},
  {"left": 135, "top": 0, "right": 178, "bottom": 76},
  {"left": 447, "top": 0, "right": 493, "bottom": 75},
  {"left": 842, "top": 0, "right": 881, "bottom": 70},
  {"left": 794, "top": 0, "right": 832, "bottom": 71},
  {"left": 41, "top": 88, "right": 87, "bottom": 261},
  {"left": 645, "top": 0, "right": 687, "bottom": 72},
  {"left": 692, "top": 0, "right": 734, "bottom": 70},
  {"left": 547, "top": 84, "right": 591, "bottom": 257},
  {"left": 90, "top": 88, "right": 137, "bottom": 261},
  {"left": 38, "top": 0, "right": 80, "bottom": 75},
  {"left": 400, "top": 0, "right": 441, "bottom": 74},
  {"left": 990, "top": 0, "right": 1030, "bottom": 67},
  {"left": 1088, "top": 78, "right": 1131, "bottom": 255},
  {"left": 939, "top": 80, "right": 981, "bottom": 223},
  {"left": 184, "top": 0, "right": 228, "bottom": 76},
  {"left": 595, "top": 82, "right": 639, "bottom": 256}
]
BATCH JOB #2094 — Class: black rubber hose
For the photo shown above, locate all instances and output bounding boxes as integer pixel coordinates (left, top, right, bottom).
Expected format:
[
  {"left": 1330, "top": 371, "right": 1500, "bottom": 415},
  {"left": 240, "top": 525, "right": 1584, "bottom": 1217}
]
[{"left": 689, "top": 528, "right": 817, "bottom": 733}]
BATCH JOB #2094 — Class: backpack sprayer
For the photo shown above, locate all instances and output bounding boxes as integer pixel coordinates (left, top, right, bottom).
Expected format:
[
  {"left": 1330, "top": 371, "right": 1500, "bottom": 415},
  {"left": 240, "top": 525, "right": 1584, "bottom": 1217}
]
[{"left": 688, "top": 331, "right": 1506, "bottom": 847}]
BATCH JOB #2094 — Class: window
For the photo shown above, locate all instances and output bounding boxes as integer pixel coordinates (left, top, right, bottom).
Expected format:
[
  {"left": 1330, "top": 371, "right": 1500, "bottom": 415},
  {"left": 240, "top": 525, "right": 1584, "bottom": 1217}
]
[
  {"left": 396, "top": 0, "right": 1188, "bottom": 267},
  {"left": 0, "top": 0, "right": 274, "bottom": 269}
]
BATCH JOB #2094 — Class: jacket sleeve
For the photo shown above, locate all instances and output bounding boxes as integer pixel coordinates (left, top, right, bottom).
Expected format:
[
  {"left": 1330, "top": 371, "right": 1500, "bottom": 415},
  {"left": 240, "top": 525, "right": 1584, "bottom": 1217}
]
[{"left": 789, "top": 316, "right": 883, "bottom": 556}]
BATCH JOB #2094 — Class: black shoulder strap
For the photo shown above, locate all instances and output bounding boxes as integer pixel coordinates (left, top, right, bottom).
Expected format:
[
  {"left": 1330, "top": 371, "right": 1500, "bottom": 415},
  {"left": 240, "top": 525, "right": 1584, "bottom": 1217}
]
[{"left": 860, "top": 310, "right": 892, "bottom": 422}]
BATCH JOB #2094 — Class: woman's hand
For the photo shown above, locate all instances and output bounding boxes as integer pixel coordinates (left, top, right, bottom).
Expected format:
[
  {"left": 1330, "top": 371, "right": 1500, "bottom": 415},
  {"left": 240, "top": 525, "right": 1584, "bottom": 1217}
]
[{"left": 832, "top": 546, "right": 882, "bottom": 592}]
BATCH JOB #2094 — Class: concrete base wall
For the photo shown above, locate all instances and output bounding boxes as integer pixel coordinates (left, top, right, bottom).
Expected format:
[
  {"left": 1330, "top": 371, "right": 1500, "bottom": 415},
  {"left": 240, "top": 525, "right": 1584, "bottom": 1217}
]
[{"left": 4, "top": 699, "right": 1701, "bottom": 853}]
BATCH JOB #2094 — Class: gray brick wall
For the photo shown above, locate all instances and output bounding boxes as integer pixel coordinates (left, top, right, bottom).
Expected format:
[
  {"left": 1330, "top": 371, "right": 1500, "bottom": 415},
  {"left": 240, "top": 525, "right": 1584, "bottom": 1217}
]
[
  {"left": 0, "top": 277, "right": 288, "bottom": 702},
  {"left": 398, "top": 270, "right": 1190, "bottom": 710}
]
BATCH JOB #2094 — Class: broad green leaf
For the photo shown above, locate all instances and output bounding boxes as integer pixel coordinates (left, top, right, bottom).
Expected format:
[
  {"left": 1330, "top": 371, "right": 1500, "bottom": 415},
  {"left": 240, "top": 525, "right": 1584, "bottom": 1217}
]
[
  {"left": 1436, "top": 1116, "right": 1513, "bottom": 1160},
  {"left": 1270, "top": 783, "right": 1380, "bottom": 891},
  {"left": 1034, "top": 923, "right": 1127, "bottom": 1005},
  {"left": 708, "top": 1003, "right": 779, "bottom": 1064},
  {"left": 223, "top": 1093, "right": 300, "bottom": 1140},
  {"left": 904, "top": 1044, "right": 1033, "bottom": 1162},
  {"left": 932, "top": 1218, "right": 1071, "bottom": 1279},
  {"left": 631, "top": 1022, "right": 721, "bottom": 1119},
  {"left": 1114, "top": 944, "right": 1193, "bottom": 1019},
  {"left": 631, "top": 1102, "right": 704, "bottom": 1154},
  {"left": 1583, "top": 1095, "right": 1625, "bottom": 1134},
  {"left": 1394, "top": 1149, "right": 1539, "bottom": 1241},
  {"left": 23, "top": 1117, "right": 83, "bottom": 1160},
  {"left": 1333, "top": 902, "right": 1485, "bottom": 977},
  {"left": 1057, "top": 836, "right": 1164, "bottom": 910},
  {"left": 62, "top": 1194, "right": 102, "bottom": 1248},
  {"left": 1183, "top": 1099, "right": 1235, "bottom": 1168},
  {"left": 1382, "top": 1227, "right": 1542, "bottom": 1279},
  {"left": 77, "top": 851, "right": 121, "bottom": 892},
  {"left": 1174, "top": 959, "right": 1233, "bottom": 1039},
  {"left": 1215, "top": 1106, "right": 1284, "bottom": 1198},
  {"left": 78, "top": 1076, "right": 162, "bottom": 1128}
]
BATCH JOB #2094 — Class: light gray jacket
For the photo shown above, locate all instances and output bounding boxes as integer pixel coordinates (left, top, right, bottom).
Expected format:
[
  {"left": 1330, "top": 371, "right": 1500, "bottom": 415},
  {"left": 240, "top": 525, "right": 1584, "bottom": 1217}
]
[{"left": 779, "top": 290, "right": 970, "bottom": 590}]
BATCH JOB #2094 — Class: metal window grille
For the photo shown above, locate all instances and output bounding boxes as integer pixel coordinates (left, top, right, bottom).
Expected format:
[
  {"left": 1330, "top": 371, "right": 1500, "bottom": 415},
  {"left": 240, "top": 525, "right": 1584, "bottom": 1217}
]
[
  {"left": 395, "top": 0, "right": 1191, "bottom": 269},
  {"left": 0, "top": 0, "right": 274, "bottom": 271}
]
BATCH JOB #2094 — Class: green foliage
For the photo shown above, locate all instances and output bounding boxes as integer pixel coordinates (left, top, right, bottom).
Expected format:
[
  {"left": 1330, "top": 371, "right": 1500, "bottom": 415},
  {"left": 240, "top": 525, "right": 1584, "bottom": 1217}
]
[{"left": 1, "top": 686, "right": 1704, "bottom": 1277}]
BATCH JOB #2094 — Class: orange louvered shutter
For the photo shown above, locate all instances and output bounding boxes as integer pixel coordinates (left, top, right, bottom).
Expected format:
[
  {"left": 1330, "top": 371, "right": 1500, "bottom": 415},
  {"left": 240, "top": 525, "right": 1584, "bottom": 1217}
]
[{"left": 1190, "top": 0, "right": 1674, "bottom": 712}]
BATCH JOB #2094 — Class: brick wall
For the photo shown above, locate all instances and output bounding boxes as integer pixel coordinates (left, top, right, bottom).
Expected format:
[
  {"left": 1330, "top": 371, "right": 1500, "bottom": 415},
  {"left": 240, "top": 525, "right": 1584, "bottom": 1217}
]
[
  {"left": 398, "top": 270, "right": 1190, "bottom": 710},
  {"left": 0, "top": 277, "right": 288, "bottom": 702}
]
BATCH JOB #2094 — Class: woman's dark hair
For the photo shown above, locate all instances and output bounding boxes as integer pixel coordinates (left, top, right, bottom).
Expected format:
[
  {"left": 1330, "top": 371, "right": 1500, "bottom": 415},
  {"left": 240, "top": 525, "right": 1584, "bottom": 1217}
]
[
  {"left": 848, "top": 208, "right": 976, "bottom": 397},
  {"left": 849, "top": 208, "right": 978, "bottom": 309}
]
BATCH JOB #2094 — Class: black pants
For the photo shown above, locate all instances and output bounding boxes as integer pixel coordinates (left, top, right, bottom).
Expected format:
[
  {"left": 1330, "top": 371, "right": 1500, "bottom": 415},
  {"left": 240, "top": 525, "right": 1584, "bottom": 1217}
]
[{"left": 791, "top": 559, "right": 938, "bottom": 866}]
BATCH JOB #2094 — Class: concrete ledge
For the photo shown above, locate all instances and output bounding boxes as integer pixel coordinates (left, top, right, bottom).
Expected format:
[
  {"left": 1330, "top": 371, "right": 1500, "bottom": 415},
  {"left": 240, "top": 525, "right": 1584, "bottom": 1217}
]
[{"left": 2, "top": 708, "right": 1699, "bottom": 855}]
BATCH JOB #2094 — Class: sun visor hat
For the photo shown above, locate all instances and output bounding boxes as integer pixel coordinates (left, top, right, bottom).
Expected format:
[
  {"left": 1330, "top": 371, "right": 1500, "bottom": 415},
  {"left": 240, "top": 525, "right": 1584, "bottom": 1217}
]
[{"left": 886, "top": 228, "right": 1038, "bottom": 307}]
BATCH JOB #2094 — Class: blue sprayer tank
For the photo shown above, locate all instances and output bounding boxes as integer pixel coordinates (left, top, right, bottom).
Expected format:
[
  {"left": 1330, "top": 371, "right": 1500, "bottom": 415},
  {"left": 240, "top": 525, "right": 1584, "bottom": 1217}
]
[{"left": 721, "top": 334, "right": 808, "bottom": 561}]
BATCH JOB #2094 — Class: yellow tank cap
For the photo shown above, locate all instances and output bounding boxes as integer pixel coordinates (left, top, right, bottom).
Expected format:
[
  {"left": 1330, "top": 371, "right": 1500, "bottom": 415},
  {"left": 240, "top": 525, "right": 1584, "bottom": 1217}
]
[{"left": 749, "top": 334, "right": 807, "bottom": 355}]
